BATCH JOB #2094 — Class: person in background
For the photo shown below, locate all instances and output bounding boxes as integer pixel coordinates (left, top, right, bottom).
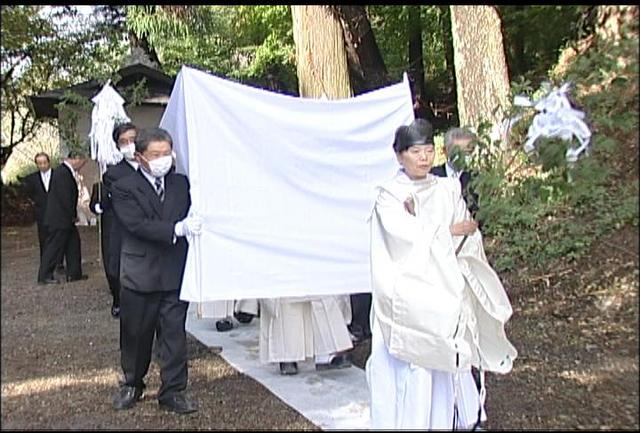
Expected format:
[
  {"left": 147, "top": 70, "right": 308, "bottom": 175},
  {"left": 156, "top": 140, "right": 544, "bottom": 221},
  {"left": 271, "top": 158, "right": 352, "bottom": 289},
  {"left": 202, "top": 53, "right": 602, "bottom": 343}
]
[
  {"left": 430, "top": 127, "right": 480, "bottom": 222},
  {"left": 21, "top": 152, "right": 64, "bottom": 275},
  {"left": 91, "top": 122, "right": 139, "bottom": 317},
  {"left": 37, "top": 150, "right": 89, "bottom": 285}
]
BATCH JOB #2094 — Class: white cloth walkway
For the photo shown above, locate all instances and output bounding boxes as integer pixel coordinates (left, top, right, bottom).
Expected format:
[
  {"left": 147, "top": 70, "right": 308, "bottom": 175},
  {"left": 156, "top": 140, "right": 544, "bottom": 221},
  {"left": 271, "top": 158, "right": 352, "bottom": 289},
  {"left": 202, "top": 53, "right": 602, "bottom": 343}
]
[{"left": 185, "top": 305, "right": 371, "bottom": 430}]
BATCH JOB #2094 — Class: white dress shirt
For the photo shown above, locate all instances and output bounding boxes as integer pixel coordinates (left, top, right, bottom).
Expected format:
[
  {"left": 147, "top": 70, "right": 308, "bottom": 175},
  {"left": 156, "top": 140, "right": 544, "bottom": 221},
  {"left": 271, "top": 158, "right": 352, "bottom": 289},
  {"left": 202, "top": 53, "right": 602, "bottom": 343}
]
[
  {"left": 40, "top": 169, "right": 51, "bottom": 192},
  {"left": 444, "top": 161, "right": 461, "bottom": 179}
]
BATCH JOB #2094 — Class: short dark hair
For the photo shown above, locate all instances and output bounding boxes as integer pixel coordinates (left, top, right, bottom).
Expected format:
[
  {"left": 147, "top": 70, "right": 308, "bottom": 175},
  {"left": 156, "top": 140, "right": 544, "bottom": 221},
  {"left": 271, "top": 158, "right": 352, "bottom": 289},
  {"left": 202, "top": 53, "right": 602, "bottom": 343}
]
[
  {"left": 67, "top": 149, "right": 89, "bottom": 159},
  {"left": 112, "top": 122, "right": 138, "bottom": 144},
  {"left": 135, "top": 127, "right": 174, "bottom": 154},
  {"left": 34, "top": 152, "right": 50, "bottom": 164},
  {"left": 393, "top": 118, "right": 434, "bottom": 154}
]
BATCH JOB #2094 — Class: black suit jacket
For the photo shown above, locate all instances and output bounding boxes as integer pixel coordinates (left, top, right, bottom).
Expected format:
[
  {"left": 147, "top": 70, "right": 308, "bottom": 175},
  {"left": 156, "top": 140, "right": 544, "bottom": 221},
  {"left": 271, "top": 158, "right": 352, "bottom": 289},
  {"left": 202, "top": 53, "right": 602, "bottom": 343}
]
[
  {"left": 430, "top": 163, "right": 479, "bottom": 219},
  {"left": 111, "top": 170, "right": 191, "bottom": 293},
  {"left": 43, "top": 164, "right": 78, "bottom": 229},
  {"left": 22, "top": 171, "right": 49, "bottom": 224},
  {"left": 90, "top": 181, "right": 114, "bottom": 239},
  {"left": 102, "top": 160, "right": 138, "bottom": 277}
]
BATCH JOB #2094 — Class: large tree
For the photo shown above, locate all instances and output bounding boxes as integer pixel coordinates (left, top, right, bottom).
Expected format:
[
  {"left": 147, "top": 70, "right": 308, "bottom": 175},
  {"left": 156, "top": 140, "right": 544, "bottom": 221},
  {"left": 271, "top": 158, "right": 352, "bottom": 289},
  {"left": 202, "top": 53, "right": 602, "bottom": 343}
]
[
  {"left": 328, "top": 6, "right": 390, "bottom": 95},
  {"left": 290, "top": 6, "right": 352, "bottom": 99},
  {"left": 449, "top": 5, "right": 510, "bottom": 130}
]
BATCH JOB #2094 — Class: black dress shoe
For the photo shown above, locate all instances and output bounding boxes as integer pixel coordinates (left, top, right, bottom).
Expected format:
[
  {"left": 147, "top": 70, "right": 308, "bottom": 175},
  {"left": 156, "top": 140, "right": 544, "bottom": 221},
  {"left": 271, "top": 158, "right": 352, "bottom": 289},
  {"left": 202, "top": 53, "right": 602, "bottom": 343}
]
[
  {"left": 158, "top": 392, "right": 197, "bottom": 414},
  {"left": 111, "top": 305, "right": 120, "bottom": 318},
  {"left": 234, "top": 311, "right": 255, "bottom": 324},
  {"left": 279, "top": 362, "right": 298, "bottom": 375},
  {"left": 66, "top": 274, "right": 88, "bottom": 282},
  {"left": 215, "top": 318, "right": 233, "bottom": 332},
  {"left": 112, "top": 385, "right": 145, "bottom": 410},
  {"left": 38, "top": 278, "right": 60, "bottom": 285},
  {"left": 316, "top": 353, "right": 353, "bottom": 371}
]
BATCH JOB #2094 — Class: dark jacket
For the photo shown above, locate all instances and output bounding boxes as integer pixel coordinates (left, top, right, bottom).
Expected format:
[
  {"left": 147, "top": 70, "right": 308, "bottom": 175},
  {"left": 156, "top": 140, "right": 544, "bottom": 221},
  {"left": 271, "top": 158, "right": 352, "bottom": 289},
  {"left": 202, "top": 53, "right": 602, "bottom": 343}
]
[
  {"left": 102, "top": 160, "right": 138, "bottom": 277},
  {"left": 43, "top": 163, "right": 78, "bottom": 229},
  {"left": 431, "top": 163, "right": 480, "bottom": 220},
  {"left": 22, "top": 171, "right": 49, "bottom": 224},
  {"left": 111, "top": 169, "right": 191, "bottom": 293}
]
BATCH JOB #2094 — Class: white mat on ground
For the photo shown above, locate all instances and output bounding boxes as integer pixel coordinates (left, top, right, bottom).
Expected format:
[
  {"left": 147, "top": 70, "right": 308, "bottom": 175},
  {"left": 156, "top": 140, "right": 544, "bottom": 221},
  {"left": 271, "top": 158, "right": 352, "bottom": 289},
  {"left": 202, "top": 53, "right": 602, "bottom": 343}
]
[{"left": 186, "top": 307, "right": 371, "bottom": 430}]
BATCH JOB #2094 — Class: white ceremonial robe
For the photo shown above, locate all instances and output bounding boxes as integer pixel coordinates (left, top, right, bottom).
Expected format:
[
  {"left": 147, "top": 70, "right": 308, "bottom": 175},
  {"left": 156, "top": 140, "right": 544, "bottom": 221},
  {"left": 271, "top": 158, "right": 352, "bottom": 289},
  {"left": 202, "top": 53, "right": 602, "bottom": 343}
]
[
  {"left": 198, "top": 299, "right": 259, "bottom": 319},
  {"left": 367, "top": 169, "right": 516, "bottom": 429},
  {"left": 367, "top": 316, "right": 485, "bottom": 429},
  {"left": 259, "top": 296, "right": 353, "bottom": 364}
]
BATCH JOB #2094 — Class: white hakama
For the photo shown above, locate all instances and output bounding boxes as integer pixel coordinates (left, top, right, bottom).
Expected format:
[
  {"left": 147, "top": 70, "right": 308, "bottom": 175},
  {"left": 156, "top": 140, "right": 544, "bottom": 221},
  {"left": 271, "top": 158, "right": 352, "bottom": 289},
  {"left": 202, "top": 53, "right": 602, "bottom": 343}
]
[
  {"left": 260, "top": 296, "right": 353, "bottom": 364},
  {"left": 366, "top": 317, "right": 485, "bottom": 430}
]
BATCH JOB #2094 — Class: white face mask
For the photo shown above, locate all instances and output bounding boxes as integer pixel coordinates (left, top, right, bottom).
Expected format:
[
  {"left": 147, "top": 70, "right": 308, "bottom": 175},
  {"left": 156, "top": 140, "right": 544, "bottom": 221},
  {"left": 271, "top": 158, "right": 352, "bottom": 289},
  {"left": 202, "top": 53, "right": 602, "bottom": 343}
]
[
  {"left": 119, "top": 144, "right": 136, "bottom": 161},
  {"left": 146, "top": 155, "right": 173, "bottom": 178}
]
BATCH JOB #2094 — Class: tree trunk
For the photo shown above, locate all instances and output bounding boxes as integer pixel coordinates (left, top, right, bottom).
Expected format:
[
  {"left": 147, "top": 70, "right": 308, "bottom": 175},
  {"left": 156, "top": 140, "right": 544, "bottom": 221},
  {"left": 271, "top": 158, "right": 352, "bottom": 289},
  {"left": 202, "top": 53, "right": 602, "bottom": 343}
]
[
  {"left": 595, "top": 5, "right": 638, "bottom": 42},
  {"left": 291, "top": 6, "right": 352, "bottom": 99},
  {"left": 450, "top": 6, "right": 510, "bottom": 129},
  {"left": 407, "top": 6, "right": 425, "bottom": 101},
  {"left": 329, "top": 6, "right": 390, "bottom": 95}
]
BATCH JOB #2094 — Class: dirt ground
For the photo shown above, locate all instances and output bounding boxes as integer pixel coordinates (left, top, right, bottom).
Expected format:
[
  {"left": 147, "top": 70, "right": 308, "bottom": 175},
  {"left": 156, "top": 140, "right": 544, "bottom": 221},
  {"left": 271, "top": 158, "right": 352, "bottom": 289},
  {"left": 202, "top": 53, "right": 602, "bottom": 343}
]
[{"left": 1, "top": 224, "right": 638, "bottom": 430}]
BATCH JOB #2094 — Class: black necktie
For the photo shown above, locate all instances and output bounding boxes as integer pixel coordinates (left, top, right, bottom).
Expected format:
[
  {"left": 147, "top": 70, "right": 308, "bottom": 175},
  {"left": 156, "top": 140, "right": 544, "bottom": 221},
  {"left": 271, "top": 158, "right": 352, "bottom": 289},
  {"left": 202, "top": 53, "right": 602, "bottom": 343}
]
[{"left": 155, "top": 177, "right": 164, "bottom": 202}]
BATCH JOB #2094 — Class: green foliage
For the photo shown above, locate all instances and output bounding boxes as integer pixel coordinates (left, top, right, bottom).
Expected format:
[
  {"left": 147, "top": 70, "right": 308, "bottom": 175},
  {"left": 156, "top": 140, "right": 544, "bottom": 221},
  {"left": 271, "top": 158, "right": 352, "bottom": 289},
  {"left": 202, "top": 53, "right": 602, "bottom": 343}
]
[
  {"left": 1, "top": 5, "right": 128, "bottom": 165},
  {"left": 499, "top": 5, "right": 591, "bottom": 85},
  {"left": 126, "top": 5, "right": 297, "bottom": 93},
  {"left": 367, "top": 6, "right": 450, "bottom": 88},
  {"left": 467, "top": 25, "right": 639, "bottom": 273}
]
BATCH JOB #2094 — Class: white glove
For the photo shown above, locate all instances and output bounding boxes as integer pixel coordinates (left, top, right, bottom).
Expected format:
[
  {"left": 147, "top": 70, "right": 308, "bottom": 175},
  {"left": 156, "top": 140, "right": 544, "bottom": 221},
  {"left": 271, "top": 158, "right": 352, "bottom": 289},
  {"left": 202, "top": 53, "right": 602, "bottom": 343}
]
[
  {"left": 174, "top": 214, "right": 203, "bottom": 238},
  {"left": 93, "top": 203, "right": 103, "bottom": 214},
  {"left": 186, "top": 214, "right": 202, "bottom": 236}
]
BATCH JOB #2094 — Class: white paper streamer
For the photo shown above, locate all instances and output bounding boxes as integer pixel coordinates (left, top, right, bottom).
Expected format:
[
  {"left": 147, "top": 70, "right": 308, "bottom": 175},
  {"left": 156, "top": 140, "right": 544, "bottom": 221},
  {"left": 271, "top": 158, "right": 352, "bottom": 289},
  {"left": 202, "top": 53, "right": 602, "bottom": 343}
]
[
  {"left": 88, "top": 81, "right": 130, "bottom": 173},
  {"left": 515, "top": 82, "right": 592, "bottom": 163}
]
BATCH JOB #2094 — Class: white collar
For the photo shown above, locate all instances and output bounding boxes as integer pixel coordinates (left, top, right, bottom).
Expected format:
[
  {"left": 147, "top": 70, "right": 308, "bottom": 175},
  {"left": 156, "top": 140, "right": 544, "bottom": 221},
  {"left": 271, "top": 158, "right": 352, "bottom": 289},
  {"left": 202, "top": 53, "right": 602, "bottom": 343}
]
[
  {"left": 125, "top": 159, "right": 139, "bottom": 170},
  {"left": 40, "top": 168, "right": 51, "bottom": 178},
  {"left": 445, "top": 162, "right": 460, "bottom": 178},
  {"left": 62, "top": 160, "right": 75, "bottom": 176}
]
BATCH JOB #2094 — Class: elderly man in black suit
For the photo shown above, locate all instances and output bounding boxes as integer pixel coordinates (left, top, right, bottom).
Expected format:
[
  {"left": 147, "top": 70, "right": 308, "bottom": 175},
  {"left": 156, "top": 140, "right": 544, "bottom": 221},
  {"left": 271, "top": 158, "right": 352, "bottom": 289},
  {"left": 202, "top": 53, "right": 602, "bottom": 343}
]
[
  {"left": 89, "top": 123, "right": 139, "bottom": 317},
  {"left": 430, "top": 127, "right": 480, "bottom": 221},
  {"left": 110, "top": 127, "right": 202, "bottom": 414},
  {"left": 21, "top": 152, "right": 59, "bottom": 266},
  {"left": 37, "top": 150, "right": 89, "bottom": 284}
]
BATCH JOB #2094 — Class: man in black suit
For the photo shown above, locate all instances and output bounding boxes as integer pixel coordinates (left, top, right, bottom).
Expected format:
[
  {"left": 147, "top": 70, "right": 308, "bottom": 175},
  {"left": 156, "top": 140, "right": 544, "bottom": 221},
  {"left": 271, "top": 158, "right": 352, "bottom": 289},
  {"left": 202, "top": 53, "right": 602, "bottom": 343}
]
[
  {"left": 37, "top": 150, "right": 89, "bottom": 284},
  {"left": 21, "top": 153, "right": 56, "bottom": 261},
  {"left": 110, "top": 127, "right": 201, "bottom": 414},
  {"left": 90, "top": 122, "right": 139, "bottom": 317},
  {"left": 430, "top": 127, "right": 480, "bottom": 221}
]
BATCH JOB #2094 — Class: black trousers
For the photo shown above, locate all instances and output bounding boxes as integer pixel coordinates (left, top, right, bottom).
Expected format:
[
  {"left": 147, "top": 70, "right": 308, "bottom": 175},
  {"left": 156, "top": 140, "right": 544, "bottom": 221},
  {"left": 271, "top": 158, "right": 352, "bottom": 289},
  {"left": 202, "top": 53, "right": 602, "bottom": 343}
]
[
  {"left": 36, "top": 221, "right": 64, "bottom": 268},
  {"left": 99, "top": 215, "right": 120, "bottom": 306},
  {"left": 349, "top": 293, "right": 372, "bottom": 336},
  {"left": 120, "top": 287, "right": 189, "bottom": 401},
  {"left": 37, "top": 226, "right": 82, "bottom": 281},
  {"left": 36, "top": 220, "right": 47, "bottom": 259}
]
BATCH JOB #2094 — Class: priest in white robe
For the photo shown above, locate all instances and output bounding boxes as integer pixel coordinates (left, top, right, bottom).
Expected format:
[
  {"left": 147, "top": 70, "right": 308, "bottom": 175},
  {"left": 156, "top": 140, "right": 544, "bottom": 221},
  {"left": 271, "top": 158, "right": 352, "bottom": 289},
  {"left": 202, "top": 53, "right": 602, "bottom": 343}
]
[
  {"left": 259, "top": 295, "right": 353, "bottom": 375},
  {"left": 367, "top": 119, "right": 517, "bottom": 429}
]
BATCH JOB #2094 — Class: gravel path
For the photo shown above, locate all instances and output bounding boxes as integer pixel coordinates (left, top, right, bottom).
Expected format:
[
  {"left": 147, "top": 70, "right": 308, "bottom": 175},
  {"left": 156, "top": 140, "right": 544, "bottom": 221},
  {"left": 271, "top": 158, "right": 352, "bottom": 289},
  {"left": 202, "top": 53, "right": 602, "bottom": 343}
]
[{"left": 1, "top": 224, "right": 638, "bottom": 429}]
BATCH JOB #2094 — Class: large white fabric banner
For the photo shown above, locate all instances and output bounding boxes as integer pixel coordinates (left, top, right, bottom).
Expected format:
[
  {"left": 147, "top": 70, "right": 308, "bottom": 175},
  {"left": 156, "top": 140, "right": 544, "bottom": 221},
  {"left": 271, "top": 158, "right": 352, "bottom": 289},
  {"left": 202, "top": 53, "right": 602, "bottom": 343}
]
[{"left": 160, "top": 66, "right": 414, "bottom": 302}]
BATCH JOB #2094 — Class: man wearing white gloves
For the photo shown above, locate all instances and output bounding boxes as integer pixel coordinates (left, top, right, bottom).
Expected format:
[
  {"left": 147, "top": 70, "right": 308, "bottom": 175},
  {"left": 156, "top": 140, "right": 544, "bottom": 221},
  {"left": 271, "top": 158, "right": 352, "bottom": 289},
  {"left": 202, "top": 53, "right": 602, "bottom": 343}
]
[{"left": 110, "top": 127, "right": 201, "bottom": 415}]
